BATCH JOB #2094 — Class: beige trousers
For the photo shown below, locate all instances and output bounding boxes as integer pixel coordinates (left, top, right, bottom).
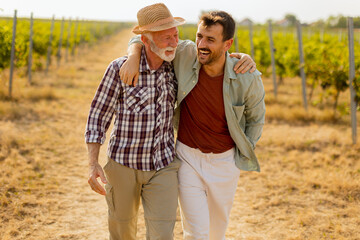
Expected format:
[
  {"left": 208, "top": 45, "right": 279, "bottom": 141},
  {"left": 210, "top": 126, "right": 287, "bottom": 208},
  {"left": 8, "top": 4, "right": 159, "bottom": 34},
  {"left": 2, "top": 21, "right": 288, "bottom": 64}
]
[
  {"left": 103, "top": 157, "right": 180, "bottom": 240},
  {"left": 176, "top": 141, "right": 240, "bottom": 240}
]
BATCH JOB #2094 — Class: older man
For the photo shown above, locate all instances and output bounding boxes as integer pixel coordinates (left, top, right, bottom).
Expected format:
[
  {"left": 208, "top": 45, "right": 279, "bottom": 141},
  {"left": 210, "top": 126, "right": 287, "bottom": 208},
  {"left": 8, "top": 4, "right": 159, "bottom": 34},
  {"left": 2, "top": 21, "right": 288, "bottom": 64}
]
[
  {"left": 85, "top": 3, "right": 184, "bottom": 240},
  {"left": 122, "top": 10, "right": 265, "bottom": 240}
]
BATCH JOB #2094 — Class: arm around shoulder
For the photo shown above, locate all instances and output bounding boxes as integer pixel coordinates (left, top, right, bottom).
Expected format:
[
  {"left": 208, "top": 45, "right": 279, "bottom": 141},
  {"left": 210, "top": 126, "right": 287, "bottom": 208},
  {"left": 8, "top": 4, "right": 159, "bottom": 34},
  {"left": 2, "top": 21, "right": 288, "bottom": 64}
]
[{"left": 119, "top": 35, "right": 143, "bottom": 86}]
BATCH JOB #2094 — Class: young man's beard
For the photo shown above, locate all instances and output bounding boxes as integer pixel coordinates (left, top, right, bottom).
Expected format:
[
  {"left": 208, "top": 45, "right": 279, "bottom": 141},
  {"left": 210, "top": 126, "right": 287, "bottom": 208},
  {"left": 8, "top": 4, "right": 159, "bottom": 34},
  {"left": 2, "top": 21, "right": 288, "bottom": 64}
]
[{"left": 197, "top": 47, "right": 223, "bottom": 65}]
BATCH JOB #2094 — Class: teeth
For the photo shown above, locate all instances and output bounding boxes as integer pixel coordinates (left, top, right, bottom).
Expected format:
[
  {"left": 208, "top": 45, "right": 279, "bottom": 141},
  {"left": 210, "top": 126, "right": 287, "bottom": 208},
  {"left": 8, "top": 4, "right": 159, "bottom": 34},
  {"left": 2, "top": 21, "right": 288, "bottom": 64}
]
[{"left": 199, "top": 50, "right": 210, "bottom": 54}]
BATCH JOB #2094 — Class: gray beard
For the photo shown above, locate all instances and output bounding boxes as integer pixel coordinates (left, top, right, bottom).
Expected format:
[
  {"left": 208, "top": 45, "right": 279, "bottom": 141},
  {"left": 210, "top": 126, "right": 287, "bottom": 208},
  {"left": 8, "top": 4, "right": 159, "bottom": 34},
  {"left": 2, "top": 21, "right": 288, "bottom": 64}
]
[{"left": 149, "top": 39, "right": 176, "bottom": 62}]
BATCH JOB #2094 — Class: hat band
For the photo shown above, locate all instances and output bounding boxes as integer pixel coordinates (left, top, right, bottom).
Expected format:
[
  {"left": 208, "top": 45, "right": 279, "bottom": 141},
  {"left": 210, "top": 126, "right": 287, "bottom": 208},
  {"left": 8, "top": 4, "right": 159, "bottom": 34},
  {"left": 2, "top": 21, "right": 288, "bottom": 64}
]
[{"left": 138, "top": 16, "right": 174, "bottom": 31}]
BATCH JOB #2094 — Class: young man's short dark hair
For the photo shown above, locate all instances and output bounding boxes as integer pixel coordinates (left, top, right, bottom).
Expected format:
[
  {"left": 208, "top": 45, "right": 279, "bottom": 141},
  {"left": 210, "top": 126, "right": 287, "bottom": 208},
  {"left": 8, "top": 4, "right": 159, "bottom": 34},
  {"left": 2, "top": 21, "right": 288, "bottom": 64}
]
[{"left": 199, "top": 11, "right": 235, "bottom": 41}]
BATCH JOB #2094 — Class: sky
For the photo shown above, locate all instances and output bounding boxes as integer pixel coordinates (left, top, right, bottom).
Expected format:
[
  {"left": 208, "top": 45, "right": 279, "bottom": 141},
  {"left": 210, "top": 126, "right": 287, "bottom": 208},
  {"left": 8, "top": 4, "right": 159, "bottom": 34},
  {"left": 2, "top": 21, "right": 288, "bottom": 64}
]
[{"left": 0, "top": 0, "right": 359, "bottom": 24}]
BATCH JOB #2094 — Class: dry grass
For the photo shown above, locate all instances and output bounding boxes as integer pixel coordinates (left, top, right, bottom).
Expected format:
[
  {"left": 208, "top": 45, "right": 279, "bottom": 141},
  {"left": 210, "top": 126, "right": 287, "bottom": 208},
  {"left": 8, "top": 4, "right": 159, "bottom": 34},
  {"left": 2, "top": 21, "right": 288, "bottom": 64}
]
[
  {"left": 263, "top": 77, "right": 359, "bottom": 125},
  {"left": 225, "top": 77, "right": 360, "bottom": 240},
  {"left": 0, "top": 31, "right": 132, "bottom": 240},
  {"left": 0, "top": 29, "right": 359, "bottom": 240}
]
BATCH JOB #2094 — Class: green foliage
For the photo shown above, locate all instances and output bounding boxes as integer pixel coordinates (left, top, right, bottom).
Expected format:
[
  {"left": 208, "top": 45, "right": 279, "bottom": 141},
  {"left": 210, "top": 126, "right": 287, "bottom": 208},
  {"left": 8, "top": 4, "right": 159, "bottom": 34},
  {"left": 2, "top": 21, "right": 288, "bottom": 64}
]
[
  {"left": 326, "top": 15, "right": 360, "bottom": 28},
  {"left": 353, "top": 56, "right": 360, "bottom": 103},
  {"left": 0, "top": 24, "right": 12, "bottom": 69},
  {"left": 179, "top": 24, "right": 360, "bottom": 112},
  {"left": 252, "top": 28, "right": 271, "bottom": 76},
  {"left": 0, "top": 17, "right": 130, "bottom": 70}
]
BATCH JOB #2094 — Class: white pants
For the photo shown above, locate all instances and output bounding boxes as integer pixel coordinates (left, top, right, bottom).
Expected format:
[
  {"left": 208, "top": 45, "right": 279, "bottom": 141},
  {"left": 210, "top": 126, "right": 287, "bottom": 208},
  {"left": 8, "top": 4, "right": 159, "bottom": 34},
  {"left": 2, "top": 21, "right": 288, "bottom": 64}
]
[{"left": 176, "top": 141, "right": 241, "bottom": 240}]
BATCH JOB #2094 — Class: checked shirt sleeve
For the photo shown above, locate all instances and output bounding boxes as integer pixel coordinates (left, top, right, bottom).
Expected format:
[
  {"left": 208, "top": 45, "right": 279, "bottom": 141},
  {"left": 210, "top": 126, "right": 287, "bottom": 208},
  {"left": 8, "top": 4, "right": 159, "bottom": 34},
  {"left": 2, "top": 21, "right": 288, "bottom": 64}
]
[{"left": 85, "top": 61, "right": 121, "bottom": 144}]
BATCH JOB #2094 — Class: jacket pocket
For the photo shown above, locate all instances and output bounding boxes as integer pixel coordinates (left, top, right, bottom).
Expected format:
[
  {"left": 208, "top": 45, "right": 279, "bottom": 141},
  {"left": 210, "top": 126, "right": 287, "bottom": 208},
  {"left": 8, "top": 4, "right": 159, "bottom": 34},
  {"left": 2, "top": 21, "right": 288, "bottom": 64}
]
[{"left": 125, "top": 87, "right": 151, "bottom": 114}]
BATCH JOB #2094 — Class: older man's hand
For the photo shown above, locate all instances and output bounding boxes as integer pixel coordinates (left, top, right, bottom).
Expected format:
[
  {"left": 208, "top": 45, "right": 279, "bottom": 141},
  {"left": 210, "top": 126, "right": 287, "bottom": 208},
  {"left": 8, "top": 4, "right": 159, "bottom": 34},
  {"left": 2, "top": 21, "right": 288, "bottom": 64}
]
[
  {"left": 88, "top": 162, "right": 107, "bottom": 196},
  {"left": 230, "top": 53, "right": 256, "bottom": 74}
]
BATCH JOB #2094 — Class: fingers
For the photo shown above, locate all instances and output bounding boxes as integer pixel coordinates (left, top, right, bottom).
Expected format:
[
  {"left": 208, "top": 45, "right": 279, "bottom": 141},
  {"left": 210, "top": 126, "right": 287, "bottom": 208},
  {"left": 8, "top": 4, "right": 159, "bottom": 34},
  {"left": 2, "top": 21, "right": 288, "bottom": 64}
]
[
  {"left": 119, "top": 62, "right": 135, "bottom": 86},
  {"left": 119, "top": 69, "right": 124, "bottom": 83},
  {"left": 244, "top": 63, "right": 256, "bottom": 73},
  {"left": 99, "top": 168, "right": 107, "bottom": 184},
  {"left": 133, "top": 73, "right": 139, "bottom": 86},
  {"left": 122, "top": 71, "right": 133, "bottom": 85},
  {"left": 88, "top": 165, "right": 107, "bottom": 195},
  {"left": 236, "top": 61, "right": 255, "bottom": 74},
  {"left": 229, "top": 53, "right": 241, "bottom": 58},
  {"left": 232, "top": 53, "right": 257, "bottom": 74},
  {"left": 88, "top": 176, "right": 106, "bottom": 195},
  {"left": 233, "top": 58, "right": 246, "bottom": 72},
  {"left": 249, "top": 64, "right": 256, "bottom": 73}
]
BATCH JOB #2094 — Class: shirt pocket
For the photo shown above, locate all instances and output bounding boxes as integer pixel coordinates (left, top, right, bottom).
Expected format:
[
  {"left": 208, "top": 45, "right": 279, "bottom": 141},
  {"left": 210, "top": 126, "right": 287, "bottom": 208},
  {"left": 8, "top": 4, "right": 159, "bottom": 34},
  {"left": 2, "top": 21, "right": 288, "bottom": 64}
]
[
  {"left": 232, "top": 104, "right": 246, "bottom": 131},
  {"left": 125, "top": 86, "right": 151, "bottom": 114}
]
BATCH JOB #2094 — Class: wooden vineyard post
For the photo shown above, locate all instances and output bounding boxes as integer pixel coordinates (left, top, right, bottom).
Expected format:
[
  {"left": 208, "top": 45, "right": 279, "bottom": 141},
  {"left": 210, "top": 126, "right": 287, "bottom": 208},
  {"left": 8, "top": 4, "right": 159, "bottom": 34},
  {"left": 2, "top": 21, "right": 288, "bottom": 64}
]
[
  {"left": 249, "top": 20, "right": 255, "bottom": 60},
  {"left": 296, "top": 20, "right": 308, "bottom": 111},
  {"left": 9, "top": 10, "right": 17, "bottom": 98},
  {"left": 268, "top": 20, "right": 277, "bottom": 97},
  {"left": 65, "top": 18, "right": 72, "bottom": 62},
  {"left": 28, "top": 12, "right": 34, "bottom": 85},
  {"left": 71, "top": 18, "right": 79, "bottom": 57},
  {"left": 234, "top": 27, "right": 239, "bottom": 52},
  {"left": 57, "top": 17, "right": 65, "bottom": 67},
  {"left": 347, "top": 17, "right": 357, "bottom": 144},
  {"left": 46, "top": 15, "right": 55, "bottom": 75}
]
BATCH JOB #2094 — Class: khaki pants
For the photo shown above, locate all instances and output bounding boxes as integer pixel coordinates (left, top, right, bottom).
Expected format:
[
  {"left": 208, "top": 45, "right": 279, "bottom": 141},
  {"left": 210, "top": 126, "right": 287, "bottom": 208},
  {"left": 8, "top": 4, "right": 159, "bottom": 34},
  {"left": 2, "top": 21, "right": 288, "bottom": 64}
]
[{"left": 103, "top": 157, "right": 180, "bottom": 240}]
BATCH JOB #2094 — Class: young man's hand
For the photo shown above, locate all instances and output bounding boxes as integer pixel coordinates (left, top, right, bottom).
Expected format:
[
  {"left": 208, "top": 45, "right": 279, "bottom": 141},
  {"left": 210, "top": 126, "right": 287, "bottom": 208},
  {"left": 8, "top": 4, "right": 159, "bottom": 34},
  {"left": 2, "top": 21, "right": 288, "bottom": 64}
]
[
  {"left": 119, "top": 43, "right": 142, "bottom": 86},
  {"left": 120, "top": 56, "right": 140, "bottom": 86}
]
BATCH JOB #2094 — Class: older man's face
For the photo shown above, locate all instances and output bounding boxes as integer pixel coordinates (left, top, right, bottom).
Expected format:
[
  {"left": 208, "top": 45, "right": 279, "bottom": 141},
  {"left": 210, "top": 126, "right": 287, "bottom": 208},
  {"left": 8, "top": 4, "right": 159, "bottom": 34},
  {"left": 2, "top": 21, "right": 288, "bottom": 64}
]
[{"left": 148, "top": 27, "right": 179, "bottom": 62}]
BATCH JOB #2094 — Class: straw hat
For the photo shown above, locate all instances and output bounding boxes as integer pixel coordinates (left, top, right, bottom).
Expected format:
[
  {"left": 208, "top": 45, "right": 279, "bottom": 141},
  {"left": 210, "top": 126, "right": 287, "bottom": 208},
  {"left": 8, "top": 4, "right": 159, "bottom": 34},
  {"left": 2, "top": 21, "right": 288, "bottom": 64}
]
[{"left": 132, "top": 3, "right": 185, "bottom": 34}]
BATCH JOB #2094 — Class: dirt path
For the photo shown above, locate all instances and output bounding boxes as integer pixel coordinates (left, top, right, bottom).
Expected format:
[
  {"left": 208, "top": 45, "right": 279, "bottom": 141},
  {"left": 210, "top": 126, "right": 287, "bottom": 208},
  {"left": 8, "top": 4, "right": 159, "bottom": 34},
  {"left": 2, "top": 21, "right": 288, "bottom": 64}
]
[
  {"left": 1, "top": 28, "right": 359, "bottom": 240},
  {"left": 2, "top": 28, "right": 179, "bottom": 240},
  {"left": 29, "top": 28, "right": 185, "bottom": 240},
  {"left": 15, "top": 28, "right": 185, "bottom": 240},
  {"left": 25, "top": 29, "right": 135, "bottom": 240}
]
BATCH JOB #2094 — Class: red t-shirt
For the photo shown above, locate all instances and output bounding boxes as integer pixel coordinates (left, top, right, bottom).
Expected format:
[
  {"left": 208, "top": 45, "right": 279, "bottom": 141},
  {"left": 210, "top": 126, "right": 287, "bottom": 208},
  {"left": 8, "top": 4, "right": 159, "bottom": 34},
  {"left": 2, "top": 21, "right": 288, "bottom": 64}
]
[{"left": 177, "top": 67, "right": 235, "bottom": 153}]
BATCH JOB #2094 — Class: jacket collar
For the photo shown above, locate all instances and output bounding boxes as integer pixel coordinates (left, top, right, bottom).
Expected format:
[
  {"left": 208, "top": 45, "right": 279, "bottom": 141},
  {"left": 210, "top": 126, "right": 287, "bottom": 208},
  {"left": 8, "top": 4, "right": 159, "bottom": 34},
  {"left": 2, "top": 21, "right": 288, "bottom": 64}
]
[
  {"left": 224, "top": 52, "right": 237, "bottom": 80},
  {"left": 192, "top": 51, "right": 236, "bottom": 80}
]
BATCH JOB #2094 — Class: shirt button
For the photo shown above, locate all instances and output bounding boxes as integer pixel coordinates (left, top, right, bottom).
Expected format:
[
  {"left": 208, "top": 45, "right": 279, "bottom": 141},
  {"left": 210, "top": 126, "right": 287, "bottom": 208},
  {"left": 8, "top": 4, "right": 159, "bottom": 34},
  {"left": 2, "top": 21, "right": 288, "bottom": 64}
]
[
  {"left": 183, "top": 92, "right": 186, "bottom": 95},
  {"left": 192, "top": 80, "right": 195, "bottom": 83}
]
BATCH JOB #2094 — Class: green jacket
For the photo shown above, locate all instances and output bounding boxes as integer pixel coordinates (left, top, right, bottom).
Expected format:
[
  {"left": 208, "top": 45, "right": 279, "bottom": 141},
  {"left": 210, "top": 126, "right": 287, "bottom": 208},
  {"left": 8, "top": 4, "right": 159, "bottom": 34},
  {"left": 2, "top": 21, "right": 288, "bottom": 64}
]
[{"left": 129, "top": 37, "right": 266, "bottom": 172}]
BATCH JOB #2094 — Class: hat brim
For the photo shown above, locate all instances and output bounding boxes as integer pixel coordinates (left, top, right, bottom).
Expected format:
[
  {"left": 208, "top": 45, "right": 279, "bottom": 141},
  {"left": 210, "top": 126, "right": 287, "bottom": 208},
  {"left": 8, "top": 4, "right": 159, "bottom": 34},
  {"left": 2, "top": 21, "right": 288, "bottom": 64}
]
[{"left": 132, "top": 17, "right": 186, "bottom": 34}]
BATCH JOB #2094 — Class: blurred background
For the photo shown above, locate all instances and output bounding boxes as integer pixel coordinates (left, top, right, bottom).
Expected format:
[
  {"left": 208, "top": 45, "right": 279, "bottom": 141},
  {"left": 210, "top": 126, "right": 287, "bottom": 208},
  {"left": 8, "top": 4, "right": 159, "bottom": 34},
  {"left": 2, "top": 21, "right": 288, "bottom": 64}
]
[{"left": 1, "top": 1, "right": 359, "bottom": 239}]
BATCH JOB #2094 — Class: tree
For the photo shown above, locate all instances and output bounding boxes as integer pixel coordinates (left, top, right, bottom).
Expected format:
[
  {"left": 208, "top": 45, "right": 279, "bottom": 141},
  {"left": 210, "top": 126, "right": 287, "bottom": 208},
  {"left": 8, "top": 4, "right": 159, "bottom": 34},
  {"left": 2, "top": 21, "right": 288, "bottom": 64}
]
[{"left": 284, "top": 14, "right": 297, "bottom": 26}]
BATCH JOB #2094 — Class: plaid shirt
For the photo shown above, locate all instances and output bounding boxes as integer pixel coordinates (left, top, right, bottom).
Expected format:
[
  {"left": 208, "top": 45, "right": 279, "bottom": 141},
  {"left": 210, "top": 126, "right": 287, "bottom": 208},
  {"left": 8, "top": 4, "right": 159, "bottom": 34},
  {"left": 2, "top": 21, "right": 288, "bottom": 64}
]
[{"left": 85, "top": 48, "right": 177, "bottom": 171}]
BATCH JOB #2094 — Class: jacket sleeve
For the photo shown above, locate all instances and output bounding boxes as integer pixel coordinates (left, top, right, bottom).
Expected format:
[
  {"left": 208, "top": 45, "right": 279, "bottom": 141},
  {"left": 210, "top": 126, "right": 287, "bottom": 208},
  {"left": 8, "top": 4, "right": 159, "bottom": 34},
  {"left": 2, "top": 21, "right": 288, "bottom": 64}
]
[
  {"left": 244, "top": 73, "right": 266, "bottom": 148},
  {"left": 128, "top": 35, "right": 143, "bottom": 46}
]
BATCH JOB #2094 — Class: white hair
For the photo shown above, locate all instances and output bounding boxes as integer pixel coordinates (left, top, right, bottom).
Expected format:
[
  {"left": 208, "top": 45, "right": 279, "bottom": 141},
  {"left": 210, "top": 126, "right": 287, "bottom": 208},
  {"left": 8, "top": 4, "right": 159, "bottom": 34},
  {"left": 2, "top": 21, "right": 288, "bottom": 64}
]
[
  {"left": 142, "top": 32, "right": 154, "bottom": 41},
  {"left": 142, "top": 32, "right": 176, "bottom": 62}
]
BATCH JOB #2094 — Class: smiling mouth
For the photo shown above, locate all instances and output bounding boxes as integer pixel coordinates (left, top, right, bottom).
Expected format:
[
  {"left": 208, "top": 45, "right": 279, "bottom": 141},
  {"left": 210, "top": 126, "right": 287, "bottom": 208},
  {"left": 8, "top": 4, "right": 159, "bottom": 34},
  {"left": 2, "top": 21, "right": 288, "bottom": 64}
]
[{"left": 198, "top": 49, "right": 211, "bottom": 57}]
